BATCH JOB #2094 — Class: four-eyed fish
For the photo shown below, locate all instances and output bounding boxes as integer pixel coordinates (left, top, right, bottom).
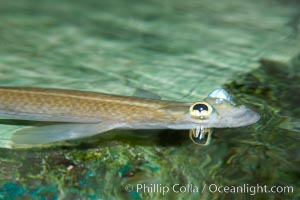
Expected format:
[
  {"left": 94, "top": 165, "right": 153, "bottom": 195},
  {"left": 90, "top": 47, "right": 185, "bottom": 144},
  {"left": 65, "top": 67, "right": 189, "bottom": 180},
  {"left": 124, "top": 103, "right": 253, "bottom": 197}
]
[{"left": 0, "top": 87, "right": 260, "bottom": 146}]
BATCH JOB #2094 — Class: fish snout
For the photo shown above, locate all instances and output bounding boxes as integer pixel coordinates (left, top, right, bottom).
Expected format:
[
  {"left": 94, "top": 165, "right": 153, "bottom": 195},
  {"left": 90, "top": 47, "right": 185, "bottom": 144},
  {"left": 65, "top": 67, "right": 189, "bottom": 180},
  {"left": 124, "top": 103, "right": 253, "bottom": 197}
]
[{"left": 224, "top": 106, "right": 260, "bottom": 127}]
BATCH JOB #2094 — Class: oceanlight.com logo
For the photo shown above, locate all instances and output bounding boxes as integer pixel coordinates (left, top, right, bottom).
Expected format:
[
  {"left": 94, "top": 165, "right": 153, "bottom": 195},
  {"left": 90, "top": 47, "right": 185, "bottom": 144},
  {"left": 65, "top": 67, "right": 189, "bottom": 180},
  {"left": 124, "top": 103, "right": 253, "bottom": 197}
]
[
  {"left": 124, "top": 183, "right": 294, "bottom": 196},
  {"left": 208, "top": 184, "right": 294, "bottom": 196}
]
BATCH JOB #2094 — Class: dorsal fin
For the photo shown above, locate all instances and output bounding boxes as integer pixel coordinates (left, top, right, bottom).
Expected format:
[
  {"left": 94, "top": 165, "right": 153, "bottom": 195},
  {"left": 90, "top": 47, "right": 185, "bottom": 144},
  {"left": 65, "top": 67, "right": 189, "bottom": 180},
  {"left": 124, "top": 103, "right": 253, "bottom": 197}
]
[{"left": 134, "top": 88, "right": 162, "bottom": 100}]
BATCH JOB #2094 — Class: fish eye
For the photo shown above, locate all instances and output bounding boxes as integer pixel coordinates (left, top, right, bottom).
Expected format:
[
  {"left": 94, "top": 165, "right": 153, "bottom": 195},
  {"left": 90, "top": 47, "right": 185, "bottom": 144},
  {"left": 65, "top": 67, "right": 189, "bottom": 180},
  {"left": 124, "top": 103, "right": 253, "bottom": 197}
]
[{"left": 189, "top": 102, "right": 212, "bottom": 119}]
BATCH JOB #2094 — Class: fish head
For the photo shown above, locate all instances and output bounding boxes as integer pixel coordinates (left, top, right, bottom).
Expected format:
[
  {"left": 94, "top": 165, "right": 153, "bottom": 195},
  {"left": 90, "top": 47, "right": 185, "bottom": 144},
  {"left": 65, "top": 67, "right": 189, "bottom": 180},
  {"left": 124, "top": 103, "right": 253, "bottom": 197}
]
[{"left": 188, "top": 88, "right": 260, "bottom": 128}]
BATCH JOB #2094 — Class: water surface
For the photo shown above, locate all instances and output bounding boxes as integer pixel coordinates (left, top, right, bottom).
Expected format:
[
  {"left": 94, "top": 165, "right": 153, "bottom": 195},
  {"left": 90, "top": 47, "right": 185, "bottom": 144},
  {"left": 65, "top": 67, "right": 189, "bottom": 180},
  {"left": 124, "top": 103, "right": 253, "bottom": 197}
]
[{"left": 0, "top": 0, "right": 299, "bottom": 199}]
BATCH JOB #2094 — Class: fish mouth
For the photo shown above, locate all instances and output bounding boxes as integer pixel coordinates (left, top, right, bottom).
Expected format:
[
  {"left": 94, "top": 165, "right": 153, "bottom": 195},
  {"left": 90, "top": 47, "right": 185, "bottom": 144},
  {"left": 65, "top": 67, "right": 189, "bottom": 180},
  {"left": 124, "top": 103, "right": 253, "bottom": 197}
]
[{"left": 221, "top": 106, "right": 260, "bottom": 128}]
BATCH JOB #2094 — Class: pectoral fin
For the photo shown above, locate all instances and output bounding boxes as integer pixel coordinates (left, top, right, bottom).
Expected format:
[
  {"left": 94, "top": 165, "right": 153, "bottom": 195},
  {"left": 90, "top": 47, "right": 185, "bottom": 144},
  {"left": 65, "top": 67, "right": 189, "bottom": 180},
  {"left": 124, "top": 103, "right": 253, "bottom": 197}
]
[{"left": 11, "top": 122, "right": 117, "bottom": 145}]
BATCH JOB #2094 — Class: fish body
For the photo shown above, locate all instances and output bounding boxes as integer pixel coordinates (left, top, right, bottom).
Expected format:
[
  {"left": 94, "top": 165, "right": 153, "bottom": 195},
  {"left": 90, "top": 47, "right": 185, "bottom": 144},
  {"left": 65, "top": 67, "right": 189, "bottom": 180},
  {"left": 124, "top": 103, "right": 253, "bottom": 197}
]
[
  {"left": 0, "top": 87, "right": 260, "bottom": 145},
  {"left": 0, "top": 87, "right": 189, "bottom": 127}
]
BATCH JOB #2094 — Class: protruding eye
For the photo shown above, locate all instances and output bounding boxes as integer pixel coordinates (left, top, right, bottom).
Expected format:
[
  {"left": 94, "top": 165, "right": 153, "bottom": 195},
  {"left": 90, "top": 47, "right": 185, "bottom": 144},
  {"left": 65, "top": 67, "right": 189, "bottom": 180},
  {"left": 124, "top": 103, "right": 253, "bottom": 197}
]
[{"left": 189, "top": 102, "right": 212, "bottom": 119}]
